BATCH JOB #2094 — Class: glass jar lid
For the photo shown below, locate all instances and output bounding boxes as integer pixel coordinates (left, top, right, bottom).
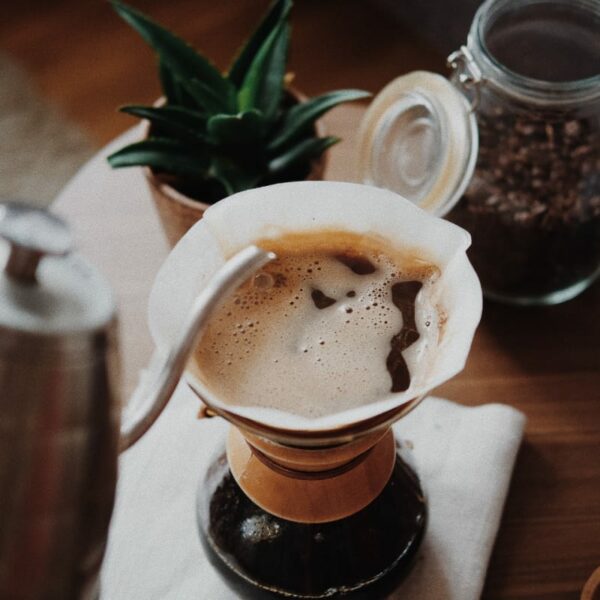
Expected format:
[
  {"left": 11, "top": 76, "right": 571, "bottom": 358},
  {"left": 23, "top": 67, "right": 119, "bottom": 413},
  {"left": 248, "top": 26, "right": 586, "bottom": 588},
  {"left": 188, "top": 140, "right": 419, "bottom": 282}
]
[{"left": 356, "top": 71, "right": 479, "bottom": 216}]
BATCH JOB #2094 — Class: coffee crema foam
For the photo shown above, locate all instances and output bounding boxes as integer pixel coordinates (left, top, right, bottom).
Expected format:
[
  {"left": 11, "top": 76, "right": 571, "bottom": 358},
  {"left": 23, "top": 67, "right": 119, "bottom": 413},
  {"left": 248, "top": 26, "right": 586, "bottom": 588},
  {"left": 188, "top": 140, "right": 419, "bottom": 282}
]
[{"left": 191, "top": 232, "right": 441, "bottom": 419}]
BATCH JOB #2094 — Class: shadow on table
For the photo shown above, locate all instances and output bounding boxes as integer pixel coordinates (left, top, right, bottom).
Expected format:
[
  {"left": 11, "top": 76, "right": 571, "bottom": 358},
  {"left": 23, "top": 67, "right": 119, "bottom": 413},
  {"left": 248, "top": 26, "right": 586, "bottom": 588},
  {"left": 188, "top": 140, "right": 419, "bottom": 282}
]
[
  {"left": 481, "top": 279, "right": 599, "bottom": 595},
  {"left": 480, "top": 278, "right": 600, "bottom": 375},
  {"left": 480, "top": 435, "right": 598, "bottom": 599}
]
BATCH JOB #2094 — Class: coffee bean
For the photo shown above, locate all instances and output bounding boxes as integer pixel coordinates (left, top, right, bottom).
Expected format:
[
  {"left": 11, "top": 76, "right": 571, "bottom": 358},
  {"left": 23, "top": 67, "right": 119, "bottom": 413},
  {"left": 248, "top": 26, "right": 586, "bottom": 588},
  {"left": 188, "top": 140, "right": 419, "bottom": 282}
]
[{"left": 447, "top": 106, "right": 600, "bottom": 298}]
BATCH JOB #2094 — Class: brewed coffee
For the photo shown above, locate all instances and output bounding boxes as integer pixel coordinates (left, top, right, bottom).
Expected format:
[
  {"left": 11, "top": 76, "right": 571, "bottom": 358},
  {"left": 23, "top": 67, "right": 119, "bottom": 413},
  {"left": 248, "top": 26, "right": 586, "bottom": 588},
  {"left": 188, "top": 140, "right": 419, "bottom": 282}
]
[{"left": 193, "top": 231, "right": 440, "bottom": 418}]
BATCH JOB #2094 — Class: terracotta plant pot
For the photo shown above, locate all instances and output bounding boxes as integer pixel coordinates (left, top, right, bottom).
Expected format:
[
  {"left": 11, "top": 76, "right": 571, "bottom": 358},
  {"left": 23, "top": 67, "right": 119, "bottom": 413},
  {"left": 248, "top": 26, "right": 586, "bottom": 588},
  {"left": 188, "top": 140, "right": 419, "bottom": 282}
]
[
  {"left": 143, "top": 90, "right": 328, "bottom": 247},
  {"left": 143, "top": 170, "right": 210, "bottom": 248}
]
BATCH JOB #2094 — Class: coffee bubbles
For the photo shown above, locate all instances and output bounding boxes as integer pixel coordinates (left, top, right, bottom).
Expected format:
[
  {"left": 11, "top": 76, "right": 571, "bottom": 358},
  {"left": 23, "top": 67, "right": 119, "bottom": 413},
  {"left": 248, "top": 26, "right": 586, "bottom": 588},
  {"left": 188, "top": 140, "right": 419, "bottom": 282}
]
[
  {"left": 149, "top": 181, "right": 482, "bottom": 432},
  {"left": 192, "top": 231, "right": 440, "bottom": 419}
]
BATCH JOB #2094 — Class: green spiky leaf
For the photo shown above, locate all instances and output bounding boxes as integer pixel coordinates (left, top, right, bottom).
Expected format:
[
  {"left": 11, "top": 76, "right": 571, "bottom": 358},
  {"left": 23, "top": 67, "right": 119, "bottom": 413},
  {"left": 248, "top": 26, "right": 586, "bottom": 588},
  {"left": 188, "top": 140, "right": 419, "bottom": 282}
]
[
  {"left": 119, "top": 105, "right": 207, "bottom": 143},
  {"left": 159, "top": 61, "right": 199, "bottom": 109},
  {"left": 158, "top": 60, "right": 181, "bottom": 104},
  {"left": 207, "top": 110, "right": 265, "bottom": 146},
  {"left": 269, "top": 136, "right": 339, "bottom": 175},
  {"left": 210, "top": 156, "right": 264, "bottom": 195},
  {"left": 228, "top": 0, "right": 292, "bottom": 88},
  {"left": 107, "top": 138, "right": 208, "bottom": 177},
  {"left": 237, "top": 19, "right": 289, "bottom": 122},
  {"left": 109, "top": 0, "right": 368, "bottom": 204},
  {"left": 269, "top": 89, "right": 371, "bottom": 151},
  {"left": 183, "top": 78, "right": 236, "bottom": 115},
  {"left": 111, "top": 1, "right": 236, "bottom": 112}
]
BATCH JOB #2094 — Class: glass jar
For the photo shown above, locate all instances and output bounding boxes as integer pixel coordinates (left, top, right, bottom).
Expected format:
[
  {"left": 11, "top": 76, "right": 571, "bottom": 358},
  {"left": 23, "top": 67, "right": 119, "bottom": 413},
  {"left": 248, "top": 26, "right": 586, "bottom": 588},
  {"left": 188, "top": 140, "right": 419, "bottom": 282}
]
[
  {"left": 357, "top": 0, "right": 600, "bottom": 305},
  {"left": 446, "top": 0, "right": 600, "bottom": 305}
]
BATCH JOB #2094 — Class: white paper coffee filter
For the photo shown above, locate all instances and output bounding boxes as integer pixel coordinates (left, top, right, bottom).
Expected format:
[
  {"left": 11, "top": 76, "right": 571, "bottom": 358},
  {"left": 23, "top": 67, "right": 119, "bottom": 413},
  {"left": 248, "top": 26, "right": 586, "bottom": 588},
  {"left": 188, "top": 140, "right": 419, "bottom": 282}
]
[{"left": 148, "top": 182, "right": 482, "bottom": 431}]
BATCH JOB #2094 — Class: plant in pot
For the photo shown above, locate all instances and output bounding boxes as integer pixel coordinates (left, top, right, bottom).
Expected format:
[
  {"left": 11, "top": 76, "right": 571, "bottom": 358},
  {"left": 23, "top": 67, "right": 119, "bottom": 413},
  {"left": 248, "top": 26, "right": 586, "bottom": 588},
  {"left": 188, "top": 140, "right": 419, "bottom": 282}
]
[{"left": 107, "top": 0, "right": 370, "bottom": 246}]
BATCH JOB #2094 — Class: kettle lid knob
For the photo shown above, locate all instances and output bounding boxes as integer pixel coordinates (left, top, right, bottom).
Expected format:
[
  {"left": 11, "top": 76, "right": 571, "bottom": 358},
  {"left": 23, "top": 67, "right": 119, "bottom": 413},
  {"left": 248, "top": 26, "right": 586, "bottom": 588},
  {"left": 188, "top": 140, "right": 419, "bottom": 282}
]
[{"left": 0, "top": 201, "right": 72, "bottom": 283}]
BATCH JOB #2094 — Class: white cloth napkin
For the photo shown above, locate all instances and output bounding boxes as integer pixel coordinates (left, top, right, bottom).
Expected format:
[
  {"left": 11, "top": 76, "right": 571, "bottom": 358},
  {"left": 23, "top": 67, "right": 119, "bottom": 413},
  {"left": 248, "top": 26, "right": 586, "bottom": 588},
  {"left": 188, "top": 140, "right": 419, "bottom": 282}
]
[{"left": 100, "top": 386, "right": 526, "bottom": 600}]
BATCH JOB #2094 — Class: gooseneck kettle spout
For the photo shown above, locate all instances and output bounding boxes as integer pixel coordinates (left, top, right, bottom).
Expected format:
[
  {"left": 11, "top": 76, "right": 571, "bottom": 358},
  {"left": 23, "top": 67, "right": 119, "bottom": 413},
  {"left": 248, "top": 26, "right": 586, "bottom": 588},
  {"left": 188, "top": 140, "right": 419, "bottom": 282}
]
[
  {"left": 120, "top": 244, "right": 276, "bottom": 451},
  {"left": 0, "top": 202, "right": 275, "bottom": 453}
]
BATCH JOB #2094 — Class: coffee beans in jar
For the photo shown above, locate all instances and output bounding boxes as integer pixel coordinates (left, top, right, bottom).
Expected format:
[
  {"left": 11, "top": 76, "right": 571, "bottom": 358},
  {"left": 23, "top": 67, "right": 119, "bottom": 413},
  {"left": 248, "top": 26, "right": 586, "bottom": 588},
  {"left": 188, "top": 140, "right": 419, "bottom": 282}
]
[{"left": 446, "top": 0, "right": 600, "bottom": 305}]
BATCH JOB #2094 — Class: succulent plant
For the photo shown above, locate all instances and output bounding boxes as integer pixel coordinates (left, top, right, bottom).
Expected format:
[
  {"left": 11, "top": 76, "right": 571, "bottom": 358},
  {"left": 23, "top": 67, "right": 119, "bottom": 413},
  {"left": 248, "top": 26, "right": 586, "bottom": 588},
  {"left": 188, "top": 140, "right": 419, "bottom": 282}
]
[{"left": 107, "top": 0, "right": 369, "bottom": 204}]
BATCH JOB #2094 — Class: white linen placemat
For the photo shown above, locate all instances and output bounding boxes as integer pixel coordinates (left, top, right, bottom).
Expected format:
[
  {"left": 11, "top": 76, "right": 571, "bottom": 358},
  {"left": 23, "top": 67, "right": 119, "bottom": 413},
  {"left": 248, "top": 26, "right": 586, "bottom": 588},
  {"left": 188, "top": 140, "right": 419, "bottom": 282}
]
[{"left": 100, "top": 386, "right": 525, "bottom": 600}]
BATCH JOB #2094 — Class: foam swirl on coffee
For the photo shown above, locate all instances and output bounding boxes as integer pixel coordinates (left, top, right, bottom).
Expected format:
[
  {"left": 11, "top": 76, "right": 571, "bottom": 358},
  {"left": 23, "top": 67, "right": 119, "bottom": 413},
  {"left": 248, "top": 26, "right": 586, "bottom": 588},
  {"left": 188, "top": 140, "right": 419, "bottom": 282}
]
[{"left": 193, "top": 232, "right": 440, "bottom": 418}]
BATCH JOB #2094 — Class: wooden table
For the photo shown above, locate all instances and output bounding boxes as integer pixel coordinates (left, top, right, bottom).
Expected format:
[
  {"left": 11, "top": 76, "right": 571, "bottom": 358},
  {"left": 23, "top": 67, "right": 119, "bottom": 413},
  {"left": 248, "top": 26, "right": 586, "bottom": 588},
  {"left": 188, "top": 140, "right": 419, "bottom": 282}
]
[{"left": 53, "top": 105, "right": 600, "bottom": 600}]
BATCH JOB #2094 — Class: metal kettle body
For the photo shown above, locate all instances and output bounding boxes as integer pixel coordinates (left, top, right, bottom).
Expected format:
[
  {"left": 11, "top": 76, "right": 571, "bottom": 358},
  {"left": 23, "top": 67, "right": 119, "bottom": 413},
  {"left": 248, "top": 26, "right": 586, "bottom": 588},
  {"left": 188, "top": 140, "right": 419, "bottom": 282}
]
[
  {"left": 0, "top": 203, "right": 120, "bottom": 599},
  {"left": 0, "top": 318, "right": 120, "bottom": 599},
  {"left": 0, "top": 202, "right": 271, "bottom": 599}
]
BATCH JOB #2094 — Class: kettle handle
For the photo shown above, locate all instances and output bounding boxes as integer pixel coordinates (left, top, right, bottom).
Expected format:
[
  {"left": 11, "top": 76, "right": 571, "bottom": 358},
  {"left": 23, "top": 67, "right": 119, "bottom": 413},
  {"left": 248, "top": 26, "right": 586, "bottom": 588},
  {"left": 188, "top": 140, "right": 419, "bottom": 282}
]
[{"left": 119, "top": 245, "right": 275, "bottom": 452}]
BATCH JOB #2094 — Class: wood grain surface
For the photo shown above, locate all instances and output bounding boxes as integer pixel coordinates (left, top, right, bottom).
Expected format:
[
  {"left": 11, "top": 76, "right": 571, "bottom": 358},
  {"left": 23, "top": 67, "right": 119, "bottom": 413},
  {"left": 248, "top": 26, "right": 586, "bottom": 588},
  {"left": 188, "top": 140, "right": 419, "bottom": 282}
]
[
  {"left": 0, "top": 0, "right": 443, "bottom": 145},
  {"left": 5, "top": 1, "right": 600, "bottom": 598}
]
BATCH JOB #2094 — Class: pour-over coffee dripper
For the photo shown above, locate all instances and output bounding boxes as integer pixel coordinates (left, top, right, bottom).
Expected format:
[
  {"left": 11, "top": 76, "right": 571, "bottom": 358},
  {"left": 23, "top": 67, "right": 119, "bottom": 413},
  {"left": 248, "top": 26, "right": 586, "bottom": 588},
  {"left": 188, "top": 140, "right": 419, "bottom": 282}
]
[{"left": 148, "top": 181, "right": 482, "bottom": 598}]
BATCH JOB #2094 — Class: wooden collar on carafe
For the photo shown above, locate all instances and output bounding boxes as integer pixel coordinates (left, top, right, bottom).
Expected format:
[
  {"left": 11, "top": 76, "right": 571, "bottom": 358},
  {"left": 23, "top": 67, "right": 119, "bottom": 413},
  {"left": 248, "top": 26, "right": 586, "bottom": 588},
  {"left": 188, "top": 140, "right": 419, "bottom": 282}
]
[{"left": 226, "top": 426, "right": 396, "bottom": 524}]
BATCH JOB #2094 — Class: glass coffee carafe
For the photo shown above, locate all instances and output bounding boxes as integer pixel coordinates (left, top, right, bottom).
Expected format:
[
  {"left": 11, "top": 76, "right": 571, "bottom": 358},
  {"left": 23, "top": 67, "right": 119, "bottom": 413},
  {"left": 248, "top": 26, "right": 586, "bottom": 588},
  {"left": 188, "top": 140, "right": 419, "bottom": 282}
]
[
  {"left": 196, "top": 403, "right": 426, "bottom": 599},
  {"left": 148, "top": 181, "right": 482, "bottom": 598}
]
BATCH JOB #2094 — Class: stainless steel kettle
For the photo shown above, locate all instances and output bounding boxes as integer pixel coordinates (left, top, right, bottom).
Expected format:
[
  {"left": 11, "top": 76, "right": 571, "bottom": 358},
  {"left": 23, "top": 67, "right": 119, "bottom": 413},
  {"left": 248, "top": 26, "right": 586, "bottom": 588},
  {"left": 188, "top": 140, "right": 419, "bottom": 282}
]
[{"left": 0, "top": 202, "right": 273, "bottom": 599}]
